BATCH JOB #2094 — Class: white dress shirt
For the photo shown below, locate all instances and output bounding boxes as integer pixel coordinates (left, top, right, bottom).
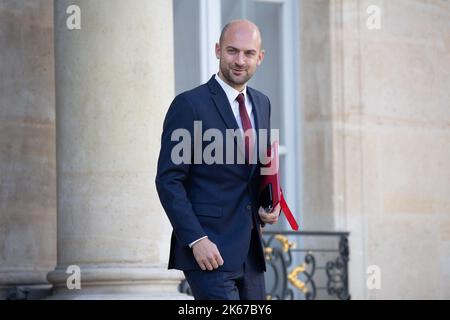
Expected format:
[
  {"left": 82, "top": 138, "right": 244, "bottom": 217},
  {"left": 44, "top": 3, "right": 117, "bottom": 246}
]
[
  {"left": 214, "top": 73, "right": 255, "bottom": 131},
  {"left": 189, "top": 74, "right": 256, "bottom": 249}
]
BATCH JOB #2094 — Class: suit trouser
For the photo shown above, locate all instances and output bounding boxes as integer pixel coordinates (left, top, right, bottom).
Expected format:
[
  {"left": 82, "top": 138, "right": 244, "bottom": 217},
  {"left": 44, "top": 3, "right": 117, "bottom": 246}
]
[{"left": 183, "top": 231, "right": 266, "bottom": 300}]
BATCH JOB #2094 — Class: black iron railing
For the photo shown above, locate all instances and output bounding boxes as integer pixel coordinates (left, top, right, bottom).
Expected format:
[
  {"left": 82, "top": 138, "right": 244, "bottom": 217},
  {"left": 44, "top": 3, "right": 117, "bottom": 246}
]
[
  {"left": 179, "top": 230, "right": 350, "bottom": 300},
  {"left": 262, "top": 230, "right": 350, "bottom": 300}
]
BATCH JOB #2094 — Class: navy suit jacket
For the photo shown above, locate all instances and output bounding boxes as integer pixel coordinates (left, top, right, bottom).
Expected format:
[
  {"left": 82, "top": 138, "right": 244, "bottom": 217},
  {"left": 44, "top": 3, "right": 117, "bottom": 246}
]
[{"left": 155, "top": 76, "right": 271, "bottom": 272}]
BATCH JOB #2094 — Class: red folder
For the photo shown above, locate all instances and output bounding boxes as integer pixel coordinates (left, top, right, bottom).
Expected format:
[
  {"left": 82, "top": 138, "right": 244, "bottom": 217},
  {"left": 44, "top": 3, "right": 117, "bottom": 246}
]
[{"left": 259, "top": 141, "right": 299, "bottom": 231}]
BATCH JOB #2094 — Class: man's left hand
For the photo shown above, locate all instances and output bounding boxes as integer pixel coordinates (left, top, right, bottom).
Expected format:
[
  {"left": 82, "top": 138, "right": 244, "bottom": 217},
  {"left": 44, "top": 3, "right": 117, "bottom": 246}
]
[{"left": 258, "top": 203, "right": 281, "bottom": 225}]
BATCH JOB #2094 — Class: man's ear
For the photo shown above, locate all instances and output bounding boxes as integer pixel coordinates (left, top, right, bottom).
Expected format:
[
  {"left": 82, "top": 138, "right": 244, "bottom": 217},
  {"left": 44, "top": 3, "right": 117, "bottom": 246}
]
[
  {"left": 257, "top": 49, "right": 265, "bottom": 66},
  {"left": 215, "top": 43, "right": 221, "bottom": 59}
]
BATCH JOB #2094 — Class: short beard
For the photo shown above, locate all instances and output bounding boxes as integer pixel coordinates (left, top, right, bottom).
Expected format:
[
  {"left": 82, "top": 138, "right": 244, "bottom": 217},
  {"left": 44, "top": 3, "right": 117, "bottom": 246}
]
[{"left": 221, "top": 68, "right": 252, "bottom": 87}]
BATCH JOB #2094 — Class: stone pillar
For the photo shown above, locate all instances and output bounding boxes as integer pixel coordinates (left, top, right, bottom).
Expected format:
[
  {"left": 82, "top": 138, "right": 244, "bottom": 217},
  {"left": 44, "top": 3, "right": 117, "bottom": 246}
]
[
  {"left": 47, "top": 0, "right": 185, "bottom": 299},
  {"left": 0, "top": 0, "right": 56, "bottom": 299}
]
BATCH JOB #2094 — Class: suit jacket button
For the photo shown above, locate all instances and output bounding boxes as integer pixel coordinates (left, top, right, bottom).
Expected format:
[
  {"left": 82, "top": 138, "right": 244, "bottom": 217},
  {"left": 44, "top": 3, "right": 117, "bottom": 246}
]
[{"left": 246, "top": 205, "right": 252, "bottom": 210}]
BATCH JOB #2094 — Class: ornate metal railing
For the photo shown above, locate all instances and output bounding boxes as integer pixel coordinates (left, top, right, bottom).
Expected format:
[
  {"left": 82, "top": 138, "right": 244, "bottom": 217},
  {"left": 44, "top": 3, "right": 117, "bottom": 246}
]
[
  {"left": 179, "top": 230, "right": 350, "bottom": 300},
  {"left": 262, "top": 230, "right": 350, "bottom": 300}
]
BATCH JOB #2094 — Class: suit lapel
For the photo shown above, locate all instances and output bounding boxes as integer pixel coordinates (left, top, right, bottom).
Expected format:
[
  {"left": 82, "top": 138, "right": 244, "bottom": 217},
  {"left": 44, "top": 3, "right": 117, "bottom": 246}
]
[
  {"left": 247, "top": 87, "right": 263, "bottom": 179},
  {"left": 207, "top": 76, "right": 266, "bottom": 177},
  {"left": 208, "top": 77, "right": 245, "bottom": 158}
]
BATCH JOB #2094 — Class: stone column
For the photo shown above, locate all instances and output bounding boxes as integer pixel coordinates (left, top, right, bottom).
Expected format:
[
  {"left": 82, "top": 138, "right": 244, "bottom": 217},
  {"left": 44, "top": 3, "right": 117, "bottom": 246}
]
[
  {"left": 47, "top": 0, "right": 185, "bottom": 299},
  {"left": 0, "top": 0, "right": 56, "bottom": 299}
]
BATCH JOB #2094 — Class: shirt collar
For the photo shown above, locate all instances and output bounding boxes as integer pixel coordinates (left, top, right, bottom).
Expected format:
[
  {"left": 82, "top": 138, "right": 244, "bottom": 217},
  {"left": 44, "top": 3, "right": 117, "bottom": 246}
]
[{"left": 215, "top": 73, "right": 247, "bottom": 105}]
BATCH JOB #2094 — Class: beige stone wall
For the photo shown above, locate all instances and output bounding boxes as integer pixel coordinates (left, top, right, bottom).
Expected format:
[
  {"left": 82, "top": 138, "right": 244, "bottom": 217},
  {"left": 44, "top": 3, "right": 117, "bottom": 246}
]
[
  {"left": 299, "top": 0, "right": 337, "bottom": 234},
  {"left": 300, "top": 0, "right": 450, "bottom": 299},
  {"left": 0, "top": 0, "right": 56, "bottom": 297}
]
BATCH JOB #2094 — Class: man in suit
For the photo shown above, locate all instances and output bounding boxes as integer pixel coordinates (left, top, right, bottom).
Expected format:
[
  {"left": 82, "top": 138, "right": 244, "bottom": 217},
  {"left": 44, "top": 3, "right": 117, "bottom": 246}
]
[{"left": 155, "top": 19, "right": 280, "bottom": 300}]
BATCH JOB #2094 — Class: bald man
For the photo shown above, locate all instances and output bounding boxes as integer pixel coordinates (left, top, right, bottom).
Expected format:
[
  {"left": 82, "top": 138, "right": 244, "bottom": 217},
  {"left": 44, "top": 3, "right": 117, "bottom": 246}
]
[{"left": 156, "top": 20, "right": 280, "bottom": 300}]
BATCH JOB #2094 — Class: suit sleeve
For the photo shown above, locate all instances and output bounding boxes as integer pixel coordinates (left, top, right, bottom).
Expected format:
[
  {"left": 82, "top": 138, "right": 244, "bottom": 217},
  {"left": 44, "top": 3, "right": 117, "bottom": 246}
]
[{"left": 155, "top": 94, "right": 207, "bottom": 247}]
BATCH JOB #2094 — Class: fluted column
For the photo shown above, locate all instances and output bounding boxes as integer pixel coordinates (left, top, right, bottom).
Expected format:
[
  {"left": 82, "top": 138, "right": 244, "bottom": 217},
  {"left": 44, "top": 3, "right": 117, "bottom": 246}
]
[{"left": 48, "top": 0, "right": 185, "bottom": 299}]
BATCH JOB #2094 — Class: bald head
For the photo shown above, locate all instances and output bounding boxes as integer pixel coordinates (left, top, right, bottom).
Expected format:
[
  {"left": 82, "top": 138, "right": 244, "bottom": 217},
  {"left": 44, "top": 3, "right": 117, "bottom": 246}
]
[
  {"left": 215, "top": 19, "right": 265, "bottom": 91},
  {"left": 219, "top": 19, "right": 263, "bottom": 50}
]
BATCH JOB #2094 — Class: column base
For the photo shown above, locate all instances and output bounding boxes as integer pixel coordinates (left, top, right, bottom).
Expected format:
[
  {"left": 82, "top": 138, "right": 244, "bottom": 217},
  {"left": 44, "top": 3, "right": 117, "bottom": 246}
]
[
  {"left": 0, "top": 269, "right": 53, "bottom": 300},
  {"left": 46, "top": 264, "right": 191, "bottom": 300}
]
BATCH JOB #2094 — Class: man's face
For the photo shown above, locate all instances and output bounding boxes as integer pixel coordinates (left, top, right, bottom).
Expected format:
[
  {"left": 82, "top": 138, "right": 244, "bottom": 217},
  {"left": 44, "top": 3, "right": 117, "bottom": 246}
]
[{"left": 215, "top": 23, "right": 265, "bottom": 91}]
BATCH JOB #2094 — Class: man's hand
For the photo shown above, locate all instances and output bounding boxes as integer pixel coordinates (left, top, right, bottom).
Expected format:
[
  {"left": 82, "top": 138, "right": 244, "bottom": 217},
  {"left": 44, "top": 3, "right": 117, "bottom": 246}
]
[
  {"left": 258, "top": 203, "right": 281, "bottom": 225},
  {"left": 192, "top": 238, "right": 224, "bottom": 271}
]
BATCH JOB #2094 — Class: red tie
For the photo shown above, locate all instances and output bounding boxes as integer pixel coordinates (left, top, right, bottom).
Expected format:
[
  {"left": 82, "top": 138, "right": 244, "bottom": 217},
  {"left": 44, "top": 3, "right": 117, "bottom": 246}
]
[{"left": 236, "top": 93, "right": 253, "bottom": 164}]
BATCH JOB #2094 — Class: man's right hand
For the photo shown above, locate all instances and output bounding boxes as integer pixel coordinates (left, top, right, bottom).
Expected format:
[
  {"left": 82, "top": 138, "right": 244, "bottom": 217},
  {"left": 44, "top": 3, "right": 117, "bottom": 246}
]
[{"left": 191, "top": 238, "right": 224, "bottom": 271}]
